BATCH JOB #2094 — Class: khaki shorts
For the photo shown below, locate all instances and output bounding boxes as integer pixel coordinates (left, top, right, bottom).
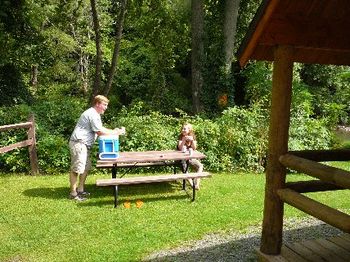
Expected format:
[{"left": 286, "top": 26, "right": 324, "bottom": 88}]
[{"left": 69, "top": 141, "right": 92, "bottom": 174}]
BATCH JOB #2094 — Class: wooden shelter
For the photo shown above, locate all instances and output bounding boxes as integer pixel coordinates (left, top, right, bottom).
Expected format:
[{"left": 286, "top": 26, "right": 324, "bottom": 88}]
[{"left": 237, "top": 0, "right": 350, "bottom": 260}]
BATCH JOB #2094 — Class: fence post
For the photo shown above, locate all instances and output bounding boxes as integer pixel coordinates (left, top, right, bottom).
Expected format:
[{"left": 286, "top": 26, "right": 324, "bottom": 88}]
[{"left": 28, "top": 114, "right": 39, "bottom": 175}]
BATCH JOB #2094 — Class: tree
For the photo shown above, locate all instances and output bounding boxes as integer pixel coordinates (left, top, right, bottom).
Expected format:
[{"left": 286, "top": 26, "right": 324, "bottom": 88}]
[
  {"left": 191, "top": 0, "right": 204, "bottom": 113},
  {"left": 104, "top": 0, "right": 128, "bottom": 96},
  {"left": 223, "top": 0, "right": 240, "bottom": 73},
  {"left": 90, "top": 0, "right": 103, "bottom": 102}
]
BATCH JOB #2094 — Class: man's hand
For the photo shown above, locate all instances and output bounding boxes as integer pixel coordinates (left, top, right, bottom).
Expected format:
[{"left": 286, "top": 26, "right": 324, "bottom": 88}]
[{"left": 114, "top": 127, "right": 126, "bottom": 135}]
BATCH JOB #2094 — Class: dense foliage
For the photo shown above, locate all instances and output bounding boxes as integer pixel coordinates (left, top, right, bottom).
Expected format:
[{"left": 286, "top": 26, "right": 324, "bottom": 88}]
[
  {"left": 0, "top": 0, "right": 349, "bottom": 174},
  {"left": 0, "top": 99, "right": 335, "bottom": 174}
]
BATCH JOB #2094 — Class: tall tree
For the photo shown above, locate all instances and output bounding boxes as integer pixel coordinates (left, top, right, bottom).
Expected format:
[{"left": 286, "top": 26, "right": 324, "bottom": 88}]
[
  {"left": 191, "top": 0, "right": 204, "bottom": 113},
  {"left": 90, "top": 0, "right": 103, "bottom": 102},
  {"left": 223, "top": 0, "right": 240, "bottom": 73},
  {"left": 104, "top": 0, "right": 128, "bottom": 96}
]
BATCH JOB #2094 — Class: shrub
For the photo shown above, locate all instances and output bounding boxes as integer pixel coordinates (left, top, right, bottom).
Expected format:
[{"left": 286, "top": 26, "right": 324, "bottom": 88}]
[{"left": 0, "top": 101, "right": 335, "bottom": 174}]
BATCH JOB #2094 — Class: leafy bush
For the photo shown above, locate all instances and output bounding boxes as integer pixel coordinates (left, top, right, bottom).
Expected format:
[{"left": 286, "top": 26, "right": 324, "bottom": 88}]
[{"left": 0, "top": 101, "right": 335, "bottom": 174}]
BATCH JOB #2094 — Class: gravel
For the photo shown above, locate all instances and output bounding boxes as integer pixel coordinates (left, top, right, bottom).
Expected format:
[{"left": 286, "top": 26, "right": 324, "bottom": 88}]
[{"left": 143, "top": 217, "right": 343, "bottom": 262}]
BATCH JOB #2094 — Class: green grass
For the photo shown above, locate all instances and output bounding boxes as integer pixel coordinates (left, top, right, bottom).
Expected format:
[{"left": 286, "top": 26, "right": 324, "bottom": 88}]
[{"left": 1, "top": 168, "right": 350, "bottom": 262}]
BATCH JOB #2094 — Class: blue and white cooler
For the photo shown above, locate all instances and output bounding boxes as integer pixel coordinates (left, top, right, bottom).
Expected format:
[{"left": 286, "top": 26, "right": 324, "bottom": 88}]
[{"left": 98, "top": 135, "right": 119, "bottom": 160}]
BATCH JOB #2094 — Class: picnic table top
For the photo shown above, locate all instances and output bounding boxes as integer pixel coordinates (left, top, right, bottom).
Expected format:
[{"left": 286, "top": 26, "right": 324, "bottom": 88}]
[{"left": 96, "top": 150, "right": 206, "bottom": 166}]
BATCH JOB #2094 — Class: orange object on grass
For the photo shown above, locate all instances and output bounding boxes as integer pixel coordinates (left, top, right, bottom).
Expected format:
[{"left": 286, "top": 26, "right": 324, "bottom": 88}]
[
  {"left": 123, "top": 200, "right": 131, "bottom": 208},
  {"left": 136, "top": 199, "right": 144, "bottom": 208}
]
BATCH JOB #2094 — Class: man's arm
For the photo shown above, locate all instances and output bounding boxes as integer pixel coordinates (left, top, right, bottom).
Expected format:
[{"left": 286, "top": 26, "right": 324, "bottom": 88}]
[{"left": 97, "top": 126, "right": 125, "bottom": 136}]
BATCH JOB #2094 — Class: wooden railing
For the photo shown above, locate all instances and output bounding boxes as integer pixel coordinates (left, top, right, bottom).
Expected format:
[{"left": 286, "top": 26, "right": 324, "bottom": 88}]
[
  {"left": 0, "top": 114, "right": 39, "bottom": 174},
  {"left": 278, "top": 149, "right": 350, "bottom": 233}
]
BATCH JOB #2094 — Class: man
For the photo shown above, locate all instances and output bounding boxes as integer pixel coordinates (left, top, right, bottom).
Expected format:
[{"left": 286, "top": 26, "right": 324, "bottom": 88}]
[{"left": 69, "top": 95, "right": 125, "bottom": 201}]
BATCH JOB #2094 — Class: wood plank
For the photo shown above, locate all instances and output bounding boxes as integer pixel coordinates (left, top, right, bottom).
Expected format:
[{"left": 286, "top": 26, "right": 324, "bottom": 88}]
[
  {"left": 339, "top": 234, "right": 350, "bottom": 243},
  {"left": 237, "top": 0, "right": 280, "bottom": 67},
  {"left": 96, "top": 150, "right": 206, "bottom": 165},
  {"left": 285, "top": 242, "right": 325, "bottom": 261},
  {"left": 0, "top": 139, "right": 33, "bottom": 154},
  {"left": 256, "top": 248, "right": 289, "bottom": 262},
  {"left": 277, "top": 188, "right": 350, "bottom": 233},
  {"left": 96, "top": 172, "right": 211, "bottom": 186},
  {"left": 328, "top": 235, "right": 350, "bottom": 250},
  {"left": 0, "top": 121, "right": 32, "bottom": 131},
  {"left": 315, "top": 238, "right": 350, "bottom": 260},
  {"left": 280, "top": 245, "right": 308, "bottom": 261},
  {"left": 96, "top": 161, "right": 176, "bottom": 168},
  {"left": 302, "top": 239, "right": 347, "bottom": 261}
]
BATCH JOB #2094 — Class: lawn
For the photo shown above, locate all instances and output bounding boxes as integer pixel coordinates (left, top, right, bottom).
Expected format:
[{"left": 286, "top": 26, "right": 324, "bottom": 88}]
[{"left": 1, "top": 168, "right": 350, "bottom": 262}]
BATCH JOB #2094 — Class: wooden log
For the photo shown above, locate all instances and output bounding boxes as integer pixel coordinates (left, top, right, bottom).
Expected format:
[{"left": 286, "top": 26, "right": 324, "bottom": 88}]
[
  {"left": 0, "top": 122, "right": 32, "bottom": 131},
  {"left": 288, "top": 149, "right": 350, "bottom": 162},
  {"left": 277, "top": 188, "right": 350, "bottom": 233},
  {"left": 285, "top": 180, "right": 344, "bottom": 193},
  {"left": 0, "top": 139, "right": 32, "bottom": 154},
  {"left": 280, "top": 154, "right": 350, "bottom": 189},
  {"left": 27, "top": 114, "right": 39, "bottom": 175},
  {"left": 261, "top": 45, "right": 294, "bottom": 255}
]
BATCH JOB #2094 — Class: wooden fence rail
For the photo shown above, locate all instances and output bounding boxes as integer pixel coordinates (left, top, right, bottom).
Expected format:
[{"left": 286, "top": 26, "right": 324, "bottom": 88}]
[
  {"left": 278, "top": 150, "right": 350, "bottom": 238},
  {"left": 0, "top": 115, "right": 39, "bottom": 175}
]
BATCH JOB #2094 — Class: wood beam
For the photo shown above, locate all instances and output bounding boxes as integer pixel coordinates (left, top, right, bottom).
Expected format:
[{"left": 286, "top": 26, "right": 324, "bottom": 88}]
[
  {"left": 238, "top": 0, "right": 280, "bottom": 67},
  {"left": 277, "top": 188, "right": 350, "bottom": 233},
  {"left": 0, "top": 122, "right": 32, "bottom": 131},
  {"left": 288, "top": 149, "right": 350, "bottom": 162},
  {"left": 0, "top": 140, "right": 32, "bottom": 154},
  {"left": 279, "top": 153, "right": 350, "bottom": 189},
  {"left": 285, "top": 180, "right": 344, "bottom": 193},
  {"left": 260, "top": 45, "right": 294, "bottom": 255}
]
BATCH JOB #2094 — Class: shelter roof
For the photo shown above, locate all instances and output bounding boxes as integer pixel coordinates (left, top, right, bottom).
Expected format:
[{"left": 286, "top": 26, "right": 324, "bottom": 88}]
[{"left": 237, "top": 0, "right": 350, "bottom": 67}]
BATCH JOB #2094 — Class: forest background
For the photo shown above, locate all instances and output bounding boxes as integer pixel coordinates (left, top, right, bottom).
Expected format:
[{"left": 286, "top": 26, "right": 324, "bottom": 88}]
[{"left": 0, "top": 0, "right": 349, "bottom": 174}]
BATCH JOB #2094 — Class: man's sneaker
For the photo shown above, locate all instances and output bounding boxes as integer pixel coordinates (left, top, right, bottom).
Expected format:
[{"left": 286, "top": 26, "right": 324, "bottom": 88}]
[
  {"left": 69, "top": 194, "right": 87, "bottom": 201},
  {"left": 77, "top": 191, "right": 90, "bottom": 197}
]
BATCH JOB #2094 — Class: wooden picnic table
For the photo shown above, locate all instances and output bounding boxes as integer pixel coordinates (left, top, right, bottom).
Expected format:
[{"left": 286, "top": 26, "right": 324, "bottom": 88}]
[
  {"left": 96, "top": 150, "right": 206, "bottom": 177},
  {"left": 96, "top": 150, "right": 208, "bottom": 207}
]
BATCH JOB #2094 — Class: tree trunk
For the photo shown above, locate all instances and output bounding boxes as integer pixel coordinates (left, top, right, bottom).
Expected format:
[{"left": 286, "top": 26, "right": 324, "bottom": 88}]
[
  {"left": 104, "top": 0, "right": 128, "bottom": 96},
  {"left": 80, "top": 52, "right": 89, "bottom": 95},
  {"left": 191, "top": 0, "right": 204, "bottom": 114},
  {"left": 223, "top": 0, "right": 240, "bottom": 73},
  {"left": 90, "top": 0, "right": 103, "bottom": 103},
  {"left": 30, "top": 64, "right": 38, "bottom": 87}
]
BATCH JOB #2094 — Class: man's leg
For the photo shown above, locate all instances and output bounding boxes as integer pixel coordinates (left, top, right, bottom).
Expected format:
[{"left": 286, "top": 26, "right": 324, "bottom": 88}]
[
  {"left": 69, "top": 141, "right": 88, "bottom": 200},
  {"left": 69, "top": 172, "right": 79, "bottom": 197},
  {"left": 77, "top": 148, "right": 91, "bottom": 195},
  {"left": 77, "top": 171, "right": 88, "bottom": 193}
]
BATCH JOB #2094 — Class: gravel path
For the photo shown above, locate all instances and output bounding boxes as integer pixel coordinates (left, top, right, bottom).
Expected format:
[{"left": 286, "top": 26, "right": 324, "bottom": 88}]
[{"left": 144, "top": 217, "right": 343, "bottom": 262}]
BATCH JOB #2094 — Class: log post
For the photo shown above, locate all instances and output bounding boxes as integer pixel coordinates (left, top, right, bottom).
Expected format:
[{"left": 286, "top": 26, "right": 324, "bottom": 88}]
[
  {"left": 28, "top": 114, "right": 39, "bottom": 175},
  {"left": 260, "top": 45, "right": 294, "bottom": 255}
]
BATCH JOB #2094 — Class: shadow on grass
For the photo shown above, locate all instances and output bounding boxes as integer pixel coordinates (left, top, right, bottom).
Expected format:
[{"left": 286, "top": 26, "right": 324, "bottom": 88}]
[
  {"left": 81, "top": 182, "right": 194, "bottom": 207},
  {"left": 143, "top": 223, "right": 343, "bottom": 262},
  {"left": 22, "top": 181, "right": 193, "bottom": 205}
]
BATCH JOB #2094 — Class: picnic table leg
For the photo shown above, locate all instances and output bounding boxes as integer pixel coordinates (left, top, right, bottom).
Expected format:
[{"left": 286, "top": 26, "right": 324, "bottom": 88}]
[
  {"left": 112, "top": 165, "right": 117, "bottom": 178},
  {"left": 114, "top": 185, "right": 119, "bottom": 208},
  {"left": 192, "top": 179, "right": 196, "bottom": 201},
  {"left": 112, "top": 166, "right": 119, "bottom": 207}
]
